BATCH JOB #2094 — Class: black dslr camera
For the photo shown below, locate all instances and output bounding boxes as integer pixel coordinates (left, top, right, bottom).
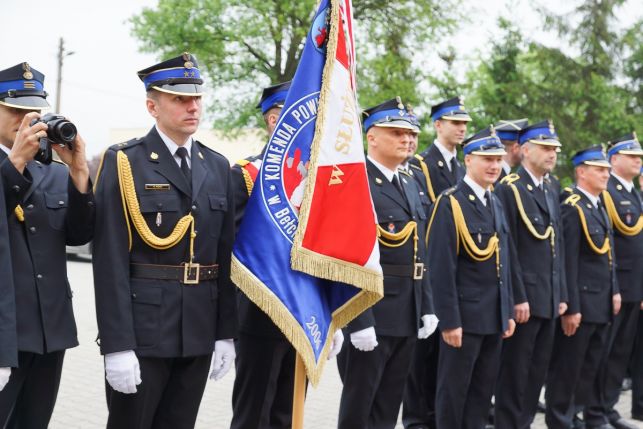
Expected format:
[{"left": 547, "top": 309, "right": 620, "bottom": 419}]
[{"left": 29, "top": 113, "right": 77, "bottom": 164}]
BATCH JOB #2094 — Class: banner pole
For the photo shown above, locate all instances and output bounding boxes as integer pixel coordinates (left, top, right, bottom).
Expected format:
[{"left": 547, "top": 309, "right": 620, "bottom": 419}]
[{"left": 292, "top": 353, "right": 306, "bottom": 429}]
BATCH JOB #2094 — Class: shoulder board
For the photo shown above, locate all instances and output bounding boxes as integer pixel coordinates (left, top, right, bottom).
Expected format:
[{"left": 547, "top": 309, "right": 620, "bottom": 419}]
[
  {"left": 443, "top": 185, "right": 458, "bottom": 196},
  {"left": 413, "top": 153, "right": 425, "bottom": 162},
  {"left": 399, "top": 169, "right": 411, "bottom": 177},
  {"left": 562, "top": 186, "right": 574, "bottom": 194},
  {"left": 235, "top": 159, "right": 250, "bottom": 167},
  {"left": 51, "top": 158, "right": 66, "bottom": 166},
  {"left": 410, "top": 163, "right": 423, "bottom": 171},
  {"left": 500, "top": 173, "right": 520, "bottom": 185},
  {"left": 564, "top": 194, "right": 581, "bottom": 206},
  {"left": 109, "top": 137, "right": 143, "bottom": 151}
]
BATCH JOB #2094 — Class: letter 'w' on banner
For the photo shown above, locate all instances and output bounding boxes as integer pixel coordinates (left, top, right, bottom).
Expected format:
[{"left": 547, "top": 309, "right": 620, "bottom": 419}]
[{"left": 231, "top": 0, "right": 383, "bottom": 386}]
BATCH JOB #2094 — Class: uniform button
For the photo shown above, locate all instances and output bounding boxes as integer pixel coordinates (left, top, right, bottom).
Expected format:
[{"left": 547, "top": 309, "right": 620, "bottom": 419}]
[
  {"left": 88, "top": 201, "right": 94, "bottom": 207},
  {"left": 26, "top": 204, "right": 34, "bottom": 210},
  {"left": 132, "top": 293, "right": 137, "bottom": 299},
  {"left": 412, "top": 216, "right": 415, "bottom": 220},
  {"left": 12, "top": 185, "right": 20, "bottom": 193},
  {"left": 29, "top": 226, "right": 36, "bottom": 233},
  {"left": 191, "top": 205, "right": 197, "bottom": 210},
  {"left": 499, "top": 264, "right": 503, "bottom": 268},
  {"left": 157, "top": 203, "right": 163, "bottom": 209},
  {"left": 499, "top": 281, "right": 503, "bottom": 285},
  {"left": 36, "top": 274, "right": 43, "bottom": 279},
  {"left": 58, "top": 200, "right": 65, "bottom": 206}
]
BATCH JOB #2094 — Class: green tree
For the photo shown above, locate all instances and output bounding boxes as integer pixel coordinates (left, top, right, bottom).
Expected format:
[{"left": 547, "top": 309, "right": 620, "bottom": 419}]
[{"left": 130, "top": 0, "right": 461, "bottom": 130}]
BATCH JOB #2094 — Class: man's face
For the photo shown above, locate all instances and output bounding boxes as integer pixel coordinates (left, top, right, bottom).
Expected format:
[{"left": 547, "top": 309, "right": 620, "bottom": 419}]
[
  {"left": 0, "top": 104, "right": 32, "bottom": 149},
  {"left": 407, "top": 132, "right": 418, "bottom": 158},
  {"left": 523, "top": 143, "right": 558, "bottom": 175},
  {"left": 503, "top": 141, "right": 521, "bottom": 167},
  {"left": 465, "top": 154, "right": 502, "bottom": 188},
  {"left": 368, "top": 126, "right": 412, "bottom": 167},
  {"left": 147, "top": 91, "right": 202, "bottom": 139},
  {"left": 611, "top": 153, "right": 642, "bottom": 180},
  {"left": 435, "top": 119, "right": 467, "bottom": 146},
  {"left": 578, "top": 164, "right": 611, "bottom": 193}
]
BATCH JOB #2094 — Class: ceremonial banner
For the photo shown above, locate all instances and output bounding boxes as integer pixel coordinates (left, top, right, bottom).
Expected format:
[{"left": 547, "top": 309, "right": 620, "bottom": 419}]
[{"left": 231, "top": 0, "right": 383, "bottom": 384}]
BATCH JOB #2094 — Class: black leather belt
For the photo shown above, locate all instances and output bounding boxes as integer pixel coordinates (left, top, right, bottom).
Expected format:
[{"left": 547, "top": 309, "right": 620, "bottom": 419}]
[
  {"left": 130, "top": 263, "right": 218, "bottom": 285},
  {"left": 381, "top": 263, "right": 424, "bottom": 280}
]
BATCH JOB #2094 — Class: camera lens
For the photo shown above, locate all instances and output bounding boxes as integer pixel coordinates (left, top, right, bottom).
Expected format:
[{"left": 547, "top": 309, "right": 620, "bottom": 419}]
[{"left": 56, "top": 122, "right": 77, "bottom": 142}]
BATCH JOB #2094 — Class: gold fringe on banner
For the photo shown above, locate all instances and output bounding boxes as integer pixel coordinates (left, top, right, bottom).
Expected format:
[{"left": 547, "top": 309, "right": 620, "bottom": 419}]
[{"left": 232, "top": 255, "right": 376, "bottom": 386}]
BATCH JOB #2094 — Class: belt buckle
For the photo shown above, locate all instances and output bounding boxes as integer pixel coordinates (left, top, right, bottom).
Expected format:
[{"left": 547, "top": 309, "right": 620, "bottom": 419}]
[
  {"left": 183, "top": 262, "right": 200, "bottom": 285},
  {"left": 413, "top": 262, "right": 424, "bottom": 280}
]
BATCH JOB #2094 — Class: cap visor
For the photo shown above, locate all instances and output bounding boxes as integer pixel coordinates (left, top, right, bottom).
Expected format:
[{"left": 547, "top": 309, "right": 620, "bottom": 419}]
[
  {"left": 583, "top": 160, "right": 611, "bottom": 168},
  {"left": 529, "top": 139, "right": 562, "bottom": 147},
  {"left": 617, "top": 149, "right": 643, "bottom": 156},
  {"left": 0, "top": 96, "right": 50, "bottom": 110},
  {"left": 440, "top": 113, "right": 472, "bottom": 122},
  {"left": 373, "top": 120, "right": 418, "bottom": 131},
  {"left": 152, "top": 84, "right": 203, "bottom": 96},
  {"left": 471, "top": 148, "right": 507, "bottom": 156}
]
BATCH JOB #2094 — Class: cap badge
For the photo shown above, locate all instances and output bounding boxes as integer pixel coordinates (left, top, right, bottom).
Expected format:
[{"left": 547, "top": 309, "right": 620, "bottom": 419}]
[
  {"left": 182, "top": 52, "right": 194, "bottom": 69},
  {"left": 22, "top": 62, "right": 33, "bottom": 80},
  {"left": 548, "top": 119, "right": 556, "bottom": 135},
  {"left": 396, "top": 96, "right": 404, "bottom": 110}
]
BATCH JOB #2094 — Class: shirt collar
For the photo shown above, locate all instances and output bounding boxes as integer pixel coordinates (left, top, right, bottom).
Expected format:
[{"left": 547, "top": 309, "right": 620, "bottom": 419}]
[
  {"left": 523, "top": 166, "right": 544, "bottom": 188},
  {"left": 156, "top": 124, "right": 193, "bottom": 158},
  {"left": 464, "top": 174, "right": 490, "bottom": 206},
  {"left": 368, "top": 155, "right": 398, "bottom": 182},
  {"left": 576, "top": 186, "right": 600, "bottom": 208},
  {"left": 0, "top": 144, "right": 9, "bottom": 156},
  {"left": 434, "top": 139, "right": 457, "bottom": 166},
  {"left": 611, "top": 173, "right": 634, "bottom": 193}
]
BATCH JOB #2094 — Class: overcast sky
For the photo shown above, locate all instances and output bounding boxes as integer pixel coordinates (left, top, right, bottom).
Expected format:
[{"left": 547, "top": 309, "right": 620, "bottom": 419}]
[{"left": 1, "top": 0, "right": 639, "bottom": 158}]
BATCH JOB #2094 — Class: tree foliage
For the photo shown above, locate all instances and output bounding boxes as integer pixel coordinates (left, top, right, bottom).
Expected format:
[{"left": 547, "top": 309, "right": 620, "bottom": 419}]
[{"left": 130, "top": 0, "right": 461, "bottom": 130}]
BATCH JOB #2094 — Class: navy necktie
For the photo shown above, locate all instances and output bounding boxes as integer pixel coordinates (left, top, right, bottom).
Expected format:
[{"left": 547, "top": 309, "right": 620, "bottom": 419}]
[{"left": 176, "top": 147, "right": 191, "bottom": 185}]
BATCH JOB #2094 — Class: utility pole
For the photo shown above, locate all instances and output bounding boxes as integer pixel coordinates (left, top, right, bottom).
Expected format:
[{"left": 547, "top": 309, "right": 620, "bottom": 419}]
[{"left": 55, "top": 37, "right": 74, "bottom": 112}]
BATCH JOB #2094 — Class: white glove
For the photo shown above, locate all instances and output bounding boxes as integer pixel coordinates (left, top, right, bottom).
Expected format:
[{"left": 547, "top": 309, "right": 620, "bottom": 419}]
[
  {"left": 0, "top": 367, "right": 11, "bottom": 391},
  {"left": 105, "top": 350, "right": 141, "bottom": 394},
  {"left": 350, "top": 327, "right": 378, "bottom": 352},
  {"left": 209, "top": 339, "right": 235, "bottom": 381},
  {"left": 418, "top": 314, "right": 439, "bottom": 339},
  {"left": 327, "top": 330, "right": 344, "bottom": 360}
]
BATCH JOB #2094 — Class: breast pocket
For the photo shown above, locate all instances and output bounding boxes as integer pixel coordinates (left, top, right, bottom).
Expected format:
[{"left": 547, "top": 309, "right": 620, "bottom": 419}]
[
  {"left": 467, "top": 222, "right": 494, "bottom": 247},
  {"left": 139, "top": 194, "right": 180, "bottom": 233},
  {"left": 207, "top": 194, "right": 228, "bottom": 237},
  {"left": 44, "top": 193, "right": 68, "bottom": 231}
]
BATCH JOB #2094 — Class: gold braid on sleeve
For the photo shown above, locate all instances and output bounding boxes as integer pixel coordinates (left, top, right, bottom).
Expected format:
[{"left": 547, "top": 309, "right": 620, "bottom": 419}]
[
  {"left": 116, "top": 151, "right": 196, "bottom": 259},
  {"left": 602, "top": 191, "right": 643, "bottom": 236}
]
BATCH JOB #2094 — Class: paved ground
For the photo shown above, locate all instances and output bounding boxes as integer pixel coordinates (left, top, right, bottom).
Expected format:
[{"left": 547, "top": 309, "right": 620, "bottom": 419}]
[{"left": 50, "top": 259, "right": 642, "bottom": 428}]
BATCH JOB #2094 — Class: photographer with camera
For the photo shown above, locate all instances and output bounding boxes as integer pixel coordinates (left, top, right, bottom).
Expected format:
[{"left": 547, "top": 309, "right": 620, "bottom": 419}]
[{"left": 0, "top": 62, "right": 94, "bottom": 428}]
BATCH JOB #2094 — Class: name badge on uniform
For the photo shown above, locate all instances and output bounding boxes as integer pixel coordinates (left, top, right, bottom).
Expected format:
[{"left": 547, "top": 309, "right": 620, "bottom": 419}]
[
  {"left": 145, "top": 183, "right": 170, "bottom": 190},
  {"left": 619, "top": 200, "right": 631, "bottom": 205}
]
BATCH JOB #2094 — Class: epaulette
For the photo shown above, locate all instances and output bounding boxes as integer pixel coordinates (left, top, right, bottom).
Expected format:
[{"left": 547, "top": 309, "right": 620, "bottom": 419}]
[
  {"left": 414, "top": 153, "right": 425, "bottom": 162},
  {"left": 235, "top": 159, "right": 250, "bottom": 167},
  {"left": 399, "top": 169, "right": 411, "bottom": 177},
  {"left": 109, "top": 137, "right": 143, "bottom": 151},
  {"left": 564, "top": 194, "right": 581, "bottom": 206},
  {"left": 443, "top": 185, "right": 458, "bottom": 196},
  {"left": 410, "top": 163, "right": 423, "bottom": 172},
  {"left": 194, "top": 140, "right": 218, "bottom": 155},
  {"left": 500, "top": 173, "right": 520, "bottom": 185},
  {"left": 562, "top": 186, "right": 574, "bottom": 194},
  {"left": 51, "top": 158, "right": 66, "bottom": 166}
]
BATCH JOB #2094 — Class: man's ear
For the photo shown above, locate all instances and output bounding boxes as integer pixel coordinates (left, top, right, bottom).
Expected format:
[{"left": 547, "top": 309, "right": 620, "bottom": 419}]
[{"left": 146, "top": 98, "right": 158, "bottom": 118}]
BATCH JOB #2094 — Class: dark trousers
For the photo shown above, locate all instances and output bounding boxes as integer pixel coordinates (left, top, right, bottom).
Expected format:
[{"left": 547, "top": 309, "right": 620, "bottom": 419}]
[
  {"left": 495, "top": 316, "right": 556, "bottom": 429},
  {"left": 231, "top": 332, "right": 296, "bottom": 429},
  {"left": 545, "top": 322, "right": 608, "bottom": 429},
  {"left": 0, "top": 350, "right": 65, "bottom": 429},
  {"left": 585, "top": 302, "right": 640, "bottom": 425},
  {"left": 337, "top": 334, "right": 416, "bottom": 429},
  {"left": 632, "top": 309, "right": 643, "bottom": 417},
  {"left": 106, "top": 355, "right": 210, "bottom": 429},
  {"left": 435, "top": 332, "right": 503, "bottom": 429},
  {"left": 402, "top": 332, "right": 439, "bottom": 429}
]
